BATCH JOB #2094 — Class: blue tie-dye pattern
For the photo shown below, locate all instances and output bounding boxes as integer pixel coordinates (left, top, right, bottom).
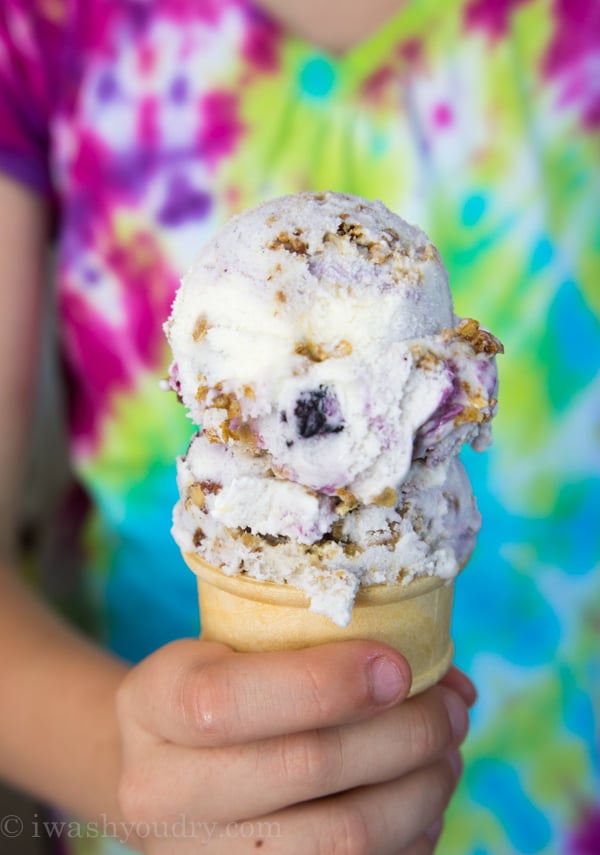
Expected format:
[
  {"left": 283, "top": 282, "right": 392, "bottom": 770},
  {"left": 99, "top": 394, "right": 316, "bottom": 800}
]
[
  {"left": 462, "top": 194, "right": 487, "bottom": 228},
  {"left": 559, "top": 667, "right": 599, "bottom": 770},
  {"left": 537, "top": 479, "right": 600, "bottom": 575},
  {"left": 456, "top": 450, "right": 562, "bottom": 670},
  {"left": 299, "top": 56, "right": 337, "bottom": 98},
  {"left": 468, "top": 759, "right": 553, "bottom": 854},
  {"left": 545, "top": 280, "right": 600, "bottom": 411},
  {"left": 529, "top": 237, "right": 554, "bottom": 273},
  {"left": 102, "top": 468, "right": 199, "bottom": 662}
]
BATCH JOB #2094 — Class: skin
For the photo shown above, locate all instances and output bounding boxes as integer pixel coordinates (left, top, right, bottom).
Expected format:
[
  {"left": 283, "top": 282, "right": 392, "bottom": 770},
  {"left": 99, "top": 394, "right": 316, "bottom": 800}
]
[
  {"left": 252, "top": 0, "right": 408, "bottom": 54},
  {"left": 0, "top": 88, "right": 474, "bottom": 853},
  {"left": 117, "top": 641, "right": 473, "bottom": 853}
]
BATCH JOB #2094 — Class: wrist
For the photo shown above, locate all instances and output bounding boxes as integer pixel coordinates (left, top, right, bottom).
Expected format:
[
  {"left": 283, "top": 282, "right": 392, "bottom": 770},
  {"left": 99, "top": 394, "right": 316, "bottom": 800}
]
[{"left": 0, "top": 566, "right": 130, "bottom": 823}]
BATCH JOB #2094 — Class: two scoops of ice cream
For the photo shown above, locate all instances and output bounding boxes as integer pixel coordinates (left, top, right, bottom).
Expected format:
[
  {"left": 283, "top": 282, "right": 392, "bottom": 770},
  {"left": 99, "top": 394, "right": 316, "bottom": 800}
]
[{"left": 164, "top": 191, "right": 502, "bottom": 692}]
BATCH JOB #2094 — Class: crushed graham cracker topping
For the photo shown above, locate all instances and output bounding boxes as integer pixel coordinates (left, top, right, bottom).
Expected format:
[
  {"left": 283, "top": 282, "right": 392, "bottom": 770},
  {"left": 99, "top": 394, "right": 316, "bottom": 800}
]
[
  {"left": 413, "top": 242, "right": 440, "bottom": 263},
  {"left": 192, "top": 316, "right": 209, "bottom": 342},
  {"left": 185, "top": 479, "right": 222, "bottom": 512},
  {"left": 295, "top": 339, "right": 353, "bottom": 362},
  {"left": 373, "top": 487, "right": 398, "bottom": 507},
  {"left": 410, "top": 344, "right": 442, "bottom": 370},
  {"left": 333, "top": 221, "right": 393, "bottom": 264},
  {"left": 268, "top": 229, "right": 309, "bottom": 256},
  {"left": 342, "top": 542, "right": 364, "bottom": 557},
  {"left": 335, "top": 488, "right": 359, "bottom": 515},
  {"left": 195, "top": 384, "right": 209, "bottom": 403},
  {"left": 444, "top": 318, "right": 504, "bottom": 355}
]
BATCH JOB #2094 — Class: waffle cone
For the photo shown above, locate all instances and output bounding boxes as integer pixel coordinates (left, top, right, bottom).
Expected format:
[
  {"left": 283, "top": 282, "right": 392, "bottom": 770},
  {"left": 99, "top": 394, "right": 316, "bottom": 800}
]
[{"left": 184, "top": 554, "right": 456, "bottom": 695}]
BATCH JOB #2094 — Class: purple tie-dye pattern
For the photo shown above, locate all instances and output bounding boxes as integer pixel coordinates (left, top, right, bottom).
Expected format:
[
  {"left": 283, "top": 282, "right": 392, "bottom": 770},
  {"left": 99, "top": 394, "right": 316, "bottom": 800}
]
[
  {"left": 158, "top": 176, "right": 212, "bottom": 226},
  {"left": 42, "top": 1, "right": 256, "bottom": 449},
  {"left": 568, "top": 802, "right": 600, "bottom": 855},
  {"left": 170, "top": 75, "right": 188, "bottom": 103},
  {"left": 0, "top": 0, "right": 264, "bottom": 451},
  {"left": 96, "top": 71, "right": 119, "bottom": 102},
  {"left": 83, "top": 266, "right": 101, "bottom": 285}
]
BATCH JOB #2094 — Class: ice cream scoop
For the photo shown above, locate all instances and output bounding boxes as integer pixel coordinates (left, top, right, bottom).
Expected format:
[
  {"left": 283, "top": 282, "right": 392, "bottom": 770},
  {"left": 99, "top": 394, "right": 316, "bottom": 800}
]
[
  {"left": 165, "top": 191, "right": 502, "bottom": 629},
  {"left": 166, "top": 192, "right": 499, "bottom": 496}
]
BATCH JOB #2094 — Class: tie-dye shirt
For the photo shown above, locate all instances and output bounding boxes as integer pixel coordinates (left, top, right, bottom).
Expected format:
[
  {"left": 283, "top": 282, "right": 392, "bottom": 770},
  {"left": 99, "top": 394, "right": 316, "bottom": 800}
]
[{"left": 1, "top": 1, "right": 599, "bottom": 853}]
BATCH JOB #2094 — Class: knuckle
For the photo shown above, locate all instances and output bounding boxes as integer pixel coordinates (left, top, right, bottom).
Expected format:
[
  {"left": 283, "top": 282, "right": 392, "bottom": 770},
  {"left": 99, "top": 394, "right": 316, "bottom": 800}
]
[
  {"left": 176, "top": 662, "right": 233, "bottom": 745},
  {"left": 300, "top": 661, "right": 332, "bottom": 722},
  {"left": 118, "top": 769, "right": 152, "bottom": 825},
  {"left": 276, "top": 729, "right": 344, "bottom": 791},
  {"left": 319, "top": 804, "right": 372, "bottom": 855},
  {"left": 429, "top": 757, "right": 458, "bottom": 813},
  {"left": 408, "top": 694, "right": 453, "bottom": 762},
  {"left": 402, "top": 835, "right": 437, "bottom": 855}
]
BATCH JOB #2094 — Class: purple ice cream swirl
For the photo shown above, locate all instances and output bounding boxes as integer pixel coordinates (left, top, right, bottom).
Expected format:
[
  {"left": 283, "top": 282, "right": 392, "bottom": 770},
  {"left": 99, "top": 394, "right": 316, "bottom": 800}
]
[{"left": 413, "top": 321, "right": 501, "bottom": 467}]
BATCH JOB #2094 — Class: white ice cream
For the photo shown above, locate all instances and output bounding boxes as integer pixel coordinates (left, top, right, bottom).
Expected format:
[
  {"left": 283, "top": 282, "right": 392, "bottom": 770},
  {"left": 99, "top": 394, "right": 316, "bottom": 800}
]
[{"left": 165, "top": 191, "right": 502, "bottom": 625}]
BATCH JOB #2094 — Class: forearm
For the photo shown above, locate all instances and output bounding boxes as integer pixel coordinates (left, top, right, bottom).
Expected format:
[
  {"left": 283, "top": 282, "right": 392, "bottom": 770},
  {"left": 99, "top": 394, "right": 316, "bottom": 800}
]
[
  {"left": 0, "top": 176, "right": 128, "bottom": 822},
  {"left": 0, "top": 563, "right": 129, "bottom": 822}
]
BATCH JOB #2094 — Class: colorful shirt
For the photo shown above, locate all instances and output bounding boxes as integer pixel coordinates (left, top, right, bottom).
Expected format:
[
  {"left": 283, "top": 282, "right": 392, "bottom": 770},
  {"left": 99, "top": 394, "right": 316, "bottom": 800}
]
[{"left": 1, "top": 0, "right": 599, "bottom": 853}]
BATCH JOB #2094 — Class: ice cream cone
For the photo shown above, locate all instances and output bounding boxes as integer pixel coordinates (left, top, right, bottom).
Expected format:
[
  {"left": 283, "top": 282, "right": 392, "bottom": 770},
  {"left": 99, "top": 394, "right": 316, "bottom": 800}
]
[{"left": 183, "top": 553, "right": 455, "bottom": 696}]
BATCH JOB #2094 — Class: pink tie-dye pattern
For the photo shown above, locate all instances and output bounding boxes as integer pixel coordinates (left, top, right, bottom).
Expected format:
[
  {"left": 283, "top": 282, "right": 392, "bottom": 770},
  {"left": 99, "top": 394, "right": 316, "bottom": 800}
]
[
  {"left": 138, "top": 97, "right": 161, "bottom": 147},
  {"left": 198, "top": 91, "right": 245, "bottom": 169},
  {"left": 138, "top": 42, "right": 157, "bottom": 76},
  {"left": 542, "top": 0, "right": 600, "bottom": 129},
  {"left": 5, "top": 0, "right": 598, "bottom": 462},
  {"left": 361, "top": 66, "right": 397, "bottom": 103},
  {"left": 107, "top": 233, "right": 178, "bottom": 368},
  {"left": 60, "top": 293, "right": 128, "bottom": 445},
  {"left": 43, "top": 1, "right": 256, "bottom": 449},
  {"left": 60, "top": 228, "right": 179, "bottom": 449},
  {"left": 464, "top": 0, "right": 533, "bottom": 38},
  {"left": 433, "top": 102, "right": 453, "bottom": 128},
  {"left": 241, "top": 5, "right": 281, "bottom": 71}
]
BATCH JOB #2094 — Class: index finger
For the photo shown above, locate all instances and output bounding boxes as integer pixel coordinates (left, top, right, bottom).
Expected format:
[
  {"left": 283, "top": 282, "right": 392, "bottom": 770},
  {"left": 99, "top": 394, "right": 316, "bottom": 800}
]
[{"left": 124, "top": 638, "right": 411, "bottom": 747}]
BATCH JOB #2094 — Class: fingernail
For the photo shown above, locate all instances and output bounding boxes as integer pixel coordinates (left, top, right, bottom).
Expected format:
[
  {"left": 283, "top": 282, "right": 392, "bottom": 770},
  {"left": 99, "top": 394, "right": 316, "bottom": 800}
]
[
  {"left": 456, "top": 670, "right": 478, "bottom": 707},
  {"left": 448, "top": 748, "right": 463, "bottom": 780},
  {"left": 442, "top": 688, "right": 469, "bottom": 741},
  {"left": 367, "top": 655, "right": 405, "bottom": 706},
  {"left": 426, "top": 818, "right": 443, "bottom": 843},
  {"left": 440, "top": 666, "right": 478, "bottom": 707}
]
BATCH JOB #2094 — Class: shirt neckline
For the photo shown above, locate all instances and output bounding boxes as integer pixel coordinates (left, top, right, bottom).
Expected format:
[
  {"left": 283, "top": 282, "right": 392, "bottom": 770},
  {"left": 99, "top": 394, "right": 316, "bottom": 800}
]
[{"left": 248, "top": 0, "right": 464, "bottom": 90}]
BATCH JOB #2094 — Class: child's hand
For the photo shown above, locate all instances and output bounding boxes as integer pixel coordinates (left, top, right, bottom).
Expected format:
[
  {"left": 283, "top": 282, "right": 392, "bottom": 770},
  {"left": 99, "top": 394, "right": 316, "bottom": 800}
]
[{"left": 117, "top": 639, "right": 470, "bottom": 853}]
